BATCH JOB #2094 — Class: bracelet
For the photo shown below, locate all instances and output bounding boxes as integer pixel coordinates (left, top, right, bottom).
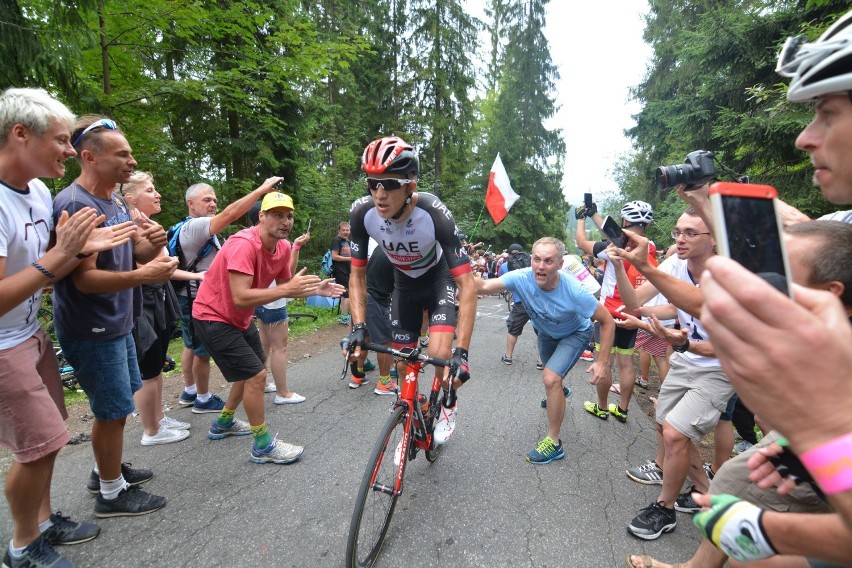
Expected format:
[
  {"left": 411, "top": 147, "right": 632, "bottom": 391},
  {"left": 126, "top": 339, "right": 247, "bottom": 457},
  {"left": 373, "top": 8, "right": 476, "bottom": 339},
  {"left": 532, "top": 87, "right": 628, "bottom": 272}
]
[
  {"left": 31, "top": 262, "right": 56, "bottom": 280},
  {"left": 672, "top": 337, "right": 690, "bottom": 353},
  {"left": 800, "top": 432, "right": 852, "bottom": 494},
  {"left": 293, "top": 244, "right": 301, "bottom": 251}
]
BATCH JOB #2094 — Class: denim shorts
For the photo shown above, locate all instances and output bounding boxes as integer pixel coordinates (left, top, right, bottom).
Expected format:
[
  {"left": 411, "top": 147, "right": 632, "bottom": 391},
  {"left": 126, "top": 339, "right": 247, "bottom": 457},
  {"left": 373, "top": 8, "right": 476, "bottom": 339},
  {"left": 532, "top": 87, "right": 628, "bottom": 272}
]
[
  {"left": 255, "top": 305, "right": 288, "bottom": 325},
  {"left": 536, "top": 326, "right": 592, "bottom": 378},
  {"left": 57, "top": 332, "right": 142, "bottom": 421},
  {"left": 178, "top": 294, "right": 209, "bottom": 357}
]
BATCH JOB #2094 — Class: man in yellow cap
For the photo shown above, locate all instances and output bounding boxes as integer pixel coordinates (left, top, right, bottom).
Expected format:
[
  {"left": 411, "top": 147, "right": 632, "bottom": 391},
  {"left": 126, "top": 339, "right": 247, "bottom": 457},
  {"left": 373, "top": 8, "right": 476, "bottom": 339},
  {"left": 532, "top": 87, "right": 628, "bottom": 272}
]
[{"left": 191, "top": 191, "right": 344, "bottom": 464}]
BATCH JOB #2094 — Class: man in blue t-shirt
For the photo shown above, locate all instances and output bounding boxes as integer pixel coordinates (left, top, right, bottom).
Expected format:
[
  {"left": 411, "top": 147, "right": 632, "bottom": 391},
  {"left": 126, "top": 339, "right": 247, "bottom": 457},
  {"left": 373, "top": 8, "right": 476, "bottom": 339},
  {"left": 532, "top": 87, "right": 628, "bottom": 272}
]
[{"left": 477, "top": 237, "right": 615, "bottom": 464}]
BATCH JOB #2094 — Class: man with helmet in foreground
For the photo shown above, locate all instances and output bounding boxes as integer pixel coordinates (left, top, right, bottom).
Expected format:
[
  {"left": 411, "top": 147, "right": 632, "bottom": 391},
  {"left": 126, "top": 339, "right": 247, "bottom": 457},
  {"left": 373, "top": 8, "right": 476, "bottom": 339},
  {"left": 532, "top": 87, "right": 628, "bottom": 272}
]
[
  {"left": 575, "top": 199, "right": 657, "bottom": 424},
  {"left": 346, "top": 136, "right": 475, "bottom": 445}
]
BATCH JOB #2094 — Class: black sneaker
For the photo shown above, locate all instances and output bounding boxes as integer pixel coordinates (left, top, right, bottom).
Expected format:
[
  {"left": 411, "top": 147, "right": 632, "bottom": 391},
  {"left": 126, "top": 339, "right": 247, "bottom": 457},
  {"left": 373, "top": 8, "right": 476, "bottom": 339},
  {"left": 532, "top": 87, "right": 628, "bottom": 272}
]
[
  {"left": 674, "top": 485, "right": 702, "bottom": 513},
  {"left": 540, "top": 386, "right": 572, "bottom": 408},
  {"left": 3, "top": 534, "right": 72, "bottom": 568},
  {"left": 42, "top": 511, "right": 100, "bottom": 545},
  {"left": 86, "top": 462, "right": 153, "bottom": 494},
  {"left": 94, "top": 485, "right": 166, "bottom": 518},
  {"left": 627, "top": 501, "right": 676, "bottom": 540}
]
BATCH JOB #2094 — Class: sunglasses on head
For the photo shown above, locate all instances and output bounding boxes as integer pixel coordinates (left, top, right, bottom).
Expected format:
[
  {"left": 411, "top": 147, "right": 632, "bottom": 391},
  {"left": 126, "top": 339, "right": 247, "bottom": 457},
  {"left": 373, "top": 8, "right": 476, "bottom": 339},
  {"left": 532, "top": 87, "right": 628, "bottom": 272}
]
[
  {"left": 366, "top": 178, "right": 414, "bottom": 191},
  {"left": 72, "top": 119, "right": 118, "bottom": 147}
]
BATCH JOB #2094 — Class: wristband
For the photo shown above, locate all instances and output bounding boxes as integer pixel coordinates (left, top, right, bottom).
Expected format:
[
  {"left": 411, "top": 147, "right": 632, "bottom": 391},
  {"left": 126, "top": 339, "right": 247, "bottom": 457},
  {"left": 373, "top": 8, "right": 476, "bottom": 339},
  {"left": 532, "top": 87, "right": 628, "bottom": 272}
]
[
  {"left": 800, "top": 432, "right": 852, "bottom": 494},
  {"left": 293, "top": 245, "right": 301, "bottom": 251},
  {"left": 31, "top": 262, "right": 56, "bottom": 280},
  {"left": 672, "top": 337, "right": 690, "bottom": 353}
]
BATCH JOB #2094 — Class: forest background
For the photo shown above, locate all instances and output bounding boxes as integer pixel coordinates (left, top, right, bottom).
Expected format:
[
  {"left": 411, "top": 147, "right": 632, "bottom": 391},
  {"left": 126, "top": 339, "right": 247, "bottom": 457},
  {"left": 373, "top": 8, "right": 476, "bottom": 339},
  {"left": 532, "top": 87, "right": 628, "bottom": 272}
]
[{"left": 3, "top": 0, "right": 849, "bottom": 269}]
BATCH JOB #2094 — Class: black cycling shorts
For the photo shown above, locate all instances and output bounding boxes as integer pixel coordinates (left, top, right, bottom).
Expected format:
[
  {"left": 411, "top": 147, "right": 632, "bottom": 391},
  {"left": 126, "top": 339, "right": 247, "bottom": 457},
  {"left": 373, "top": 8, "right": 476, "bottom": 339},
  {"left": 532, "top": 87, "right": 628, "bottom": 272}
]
[{"left": 390, "top": 258, "right": 456, "bottom": 347}]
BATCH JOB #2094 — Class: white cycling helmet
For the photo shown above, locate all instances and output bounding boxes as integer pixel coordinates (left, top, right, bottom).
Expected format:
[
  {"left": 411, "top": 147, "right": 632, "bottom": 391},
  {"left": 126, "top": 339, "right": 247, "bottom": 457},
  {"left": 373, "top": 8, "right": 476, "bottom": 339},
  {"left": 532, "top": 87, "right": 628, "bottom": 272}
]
[
  {"left": 621, "top": 200, "right": 653, "bottom": 225},
  {"left": 777, "top": 10, "right": 852, "bottom": 102}
]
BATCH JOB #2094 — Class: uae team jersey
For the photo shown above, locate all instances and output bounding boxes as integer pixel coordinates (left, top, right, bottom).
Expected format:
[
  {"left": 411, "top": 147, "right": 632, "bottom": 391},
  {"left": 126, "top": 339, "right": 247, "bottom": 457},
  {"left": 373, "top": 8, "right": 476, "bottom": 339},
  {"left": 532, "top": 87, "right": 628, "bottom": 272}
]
[{"left": 349, "top": 192, "right": 471, "bottom": 279}]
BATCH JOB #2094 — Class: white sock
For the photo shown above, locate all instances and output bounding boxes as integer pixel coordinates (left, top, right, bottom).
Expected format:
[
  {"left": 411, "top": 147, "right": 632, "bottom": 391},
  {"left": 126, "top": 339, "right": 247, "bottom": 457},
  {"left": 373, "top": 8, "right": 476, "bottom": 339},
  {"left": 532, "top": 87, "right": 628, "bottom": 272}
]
[
  {"left": 38, "top": 518, "right": 53, "bottom": 533},
  {"left": 184, "top": 385, "right": 197, "bottom": 395},
  {"left": 100, "top": 475, "right": 129, "bottom": 501},
  {"left": 8, "top": 540, "right": 25, "bottom": 558},
  {"left": 196, "top": 392, "right": 211, "bottom": 403}
]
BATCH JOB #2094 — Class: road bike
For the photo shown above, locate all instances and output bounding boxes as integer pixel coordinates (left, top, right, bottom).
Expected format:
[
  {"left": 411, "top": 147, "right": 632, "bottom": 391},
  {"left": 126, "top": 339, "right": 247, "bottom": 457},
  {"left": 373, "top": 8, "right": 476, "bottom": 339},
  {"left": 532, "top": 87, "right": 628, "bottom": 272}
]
[
  {"left": 500, "top": 289, "right": 514, "bottom": 312},
  {"left": 340, "top": 340, "right": 455, "bottom": 568}
]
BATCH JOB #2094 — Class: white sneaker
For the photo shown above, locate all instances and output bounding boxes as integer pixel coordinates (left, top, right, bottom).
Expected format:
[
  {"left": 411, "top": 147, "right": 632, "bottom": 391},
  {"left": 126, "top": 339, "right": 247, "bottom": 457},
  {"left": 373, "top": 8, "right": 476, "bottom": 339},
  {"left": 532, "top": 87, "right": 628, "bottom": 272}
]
[
  {"left": 274, "top": 393, "right": 306, "bottom": 404},
  {"left": 160, "top": 416, "right": 190, "bottom": 431},
  {"left": 433, "top": 403, "right": 457, "bottom": 445},
  {"left": 264, "top": 382, "right": 277, "bottom": 393},
  {"left": 141, "top": 427, "right": 190, "bottom": 446}
]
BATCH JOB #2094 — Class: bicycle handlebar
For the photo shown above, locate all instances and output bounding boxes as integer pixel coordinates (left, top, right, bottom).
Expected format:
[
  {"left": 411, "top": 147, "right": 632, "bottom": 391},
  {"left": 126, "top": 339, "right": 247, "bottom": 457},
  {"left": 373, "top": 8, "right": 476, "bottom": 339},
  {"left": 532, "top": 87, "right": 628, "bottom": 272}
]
[{"left": 339, "top": 338, "right": 452, "bottom": 381}]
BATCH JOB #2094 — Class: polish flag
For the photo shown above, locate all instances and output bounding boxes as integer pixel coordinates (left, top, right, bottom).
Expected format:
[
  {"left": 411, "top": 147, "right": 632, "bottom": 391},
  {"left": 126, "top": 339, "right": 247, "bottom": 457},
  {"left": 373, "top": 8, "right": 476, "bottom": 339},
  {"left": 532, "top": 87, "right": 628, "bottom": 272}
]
[{"left": 485, "top": 154, "right": 520, "bottom": 224}]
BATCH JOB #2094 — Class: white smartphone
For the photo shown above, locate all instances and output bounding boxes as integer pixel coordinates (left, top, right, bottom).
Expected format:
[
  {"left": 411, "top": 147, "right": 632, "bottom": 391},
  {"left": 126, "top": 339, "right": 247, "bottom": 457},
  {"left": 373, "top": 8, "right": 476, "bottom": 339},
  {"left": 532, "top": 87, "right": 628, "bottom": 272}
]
[
  {"left": 709, "top": 182, "right": 793, "bottom": 297},
  {"left": 306, "top": 218, "right": 312, "bottom": 233}
]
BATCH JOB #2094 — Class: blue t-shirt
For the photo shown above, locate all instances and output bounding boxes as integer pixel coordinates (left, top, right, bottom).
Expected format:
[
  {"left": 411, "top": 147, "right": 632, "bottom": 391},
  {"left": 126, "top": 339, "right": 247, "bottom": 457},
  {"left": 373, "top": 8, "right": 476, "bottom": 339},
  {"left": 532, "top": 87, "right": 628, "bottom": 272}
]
[{"left": 501, "top": 267, "right": 597, "bottom": 338}]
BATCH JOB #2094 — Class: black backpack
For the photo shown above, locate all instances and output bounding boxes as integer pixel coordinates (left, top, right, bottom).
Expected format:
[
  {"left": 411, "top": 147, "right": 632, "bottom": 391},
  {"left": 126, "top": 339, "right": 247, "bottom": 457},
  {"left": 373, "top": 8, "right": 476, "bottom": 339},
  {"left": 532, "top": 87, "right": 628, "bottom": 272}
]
[{"left": 508, "top": 251, "right": 531, "bottom": 271}]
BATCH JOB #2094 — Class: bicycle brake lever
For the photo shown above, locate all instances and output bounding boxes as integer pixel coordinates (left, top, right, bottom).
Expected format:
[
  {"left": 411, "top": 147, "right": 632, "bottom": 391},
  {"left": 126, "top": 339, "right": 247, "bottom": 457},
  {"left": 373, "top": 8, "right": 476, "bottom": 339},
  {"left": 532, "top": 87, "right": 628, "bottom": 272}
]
[{"left": 339, "top": 337, "right": 354, "bottom": 380}]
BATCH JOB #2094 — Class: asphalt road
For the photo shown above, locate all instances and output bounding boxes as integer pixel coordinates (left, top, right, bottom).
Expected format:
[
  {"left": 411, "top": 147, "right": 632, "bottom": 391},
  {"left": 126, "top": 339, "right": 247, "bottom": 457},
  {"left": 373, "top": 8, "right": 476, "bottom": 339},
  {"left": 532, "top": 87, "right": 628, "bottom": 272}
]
[{"left": 1, "top": 297, "right": 703, "bottom": 567}]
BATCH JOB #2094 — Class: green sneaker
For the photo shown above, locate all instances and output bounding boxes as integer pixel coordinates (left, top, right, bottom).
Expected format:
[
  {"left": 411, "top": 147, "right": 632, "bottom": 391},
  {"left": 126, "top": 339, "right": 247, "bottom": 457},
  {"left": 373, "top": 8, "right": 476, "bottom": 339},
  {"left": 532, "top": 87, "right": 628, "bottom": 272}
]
[
  {"left": 608, "top": 403, "right": 629, "bottom": 423},
  {"left": 583, "top": 401, "right": 609, "bottom": 420},
  {"left": 526, "top": 436, "right": 564, "bottom": 464}
]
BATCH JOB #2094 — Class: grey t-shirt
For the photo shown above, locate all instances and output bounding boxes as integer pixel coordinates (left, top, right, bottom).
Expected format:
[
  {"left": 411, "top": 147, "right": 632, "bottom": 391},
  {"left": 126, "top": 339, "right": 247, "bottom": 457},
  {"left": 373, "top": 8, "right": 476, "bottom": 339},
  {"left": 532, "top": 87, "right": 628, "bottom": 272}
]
[
  {"left": 818, "top": 210, "right": 852, "bottom": 223},
  {"left": 177, "top": 216, "right": 221, "bottom": 296}
]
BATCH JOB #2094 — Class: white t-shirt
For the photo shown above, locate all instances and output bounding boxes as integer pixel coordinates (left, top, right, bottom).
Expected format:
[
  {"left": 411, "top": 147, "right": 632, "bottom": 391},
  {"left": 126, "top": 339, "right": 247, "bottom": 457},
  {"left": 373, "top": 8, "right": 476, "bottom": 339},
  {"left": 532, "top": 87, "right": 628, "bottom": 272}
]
[
  {"left": 0, "top": 179, "right": 54, "bottom": 348},
  {"left": 657, "top": 256, "right": 719, "bottom": 367}
]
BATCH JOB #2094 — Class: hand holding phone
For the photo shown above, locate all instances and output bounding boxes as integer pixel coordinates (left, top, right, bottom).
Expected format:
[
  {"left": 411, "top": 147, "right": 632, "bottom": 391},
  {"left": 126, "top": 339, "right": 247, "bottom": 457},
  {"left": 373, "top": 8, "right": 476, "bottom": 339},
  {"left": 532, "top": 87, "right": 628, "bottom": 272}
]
[
  {"left": 601, "top": 216, "right": 628, "bottom": 249},
  {"left": 709, "top": 182, "right": 793, "bottom": 297}
]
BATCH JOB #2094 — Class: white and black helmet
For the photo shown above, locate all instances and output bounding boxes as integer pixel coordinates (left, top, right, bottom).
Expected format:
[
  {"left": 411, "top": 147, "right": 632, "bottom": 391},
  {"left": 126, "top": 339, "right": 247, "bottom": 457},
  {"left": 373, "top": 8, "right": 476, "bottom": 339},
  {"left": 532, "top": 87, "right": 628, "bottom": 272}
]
[
  {"left": 621, "top": 200, "right": 653, "bottom": 225},
  {"left": 777, "top": 10, "right": 852, "bottom": 102}
]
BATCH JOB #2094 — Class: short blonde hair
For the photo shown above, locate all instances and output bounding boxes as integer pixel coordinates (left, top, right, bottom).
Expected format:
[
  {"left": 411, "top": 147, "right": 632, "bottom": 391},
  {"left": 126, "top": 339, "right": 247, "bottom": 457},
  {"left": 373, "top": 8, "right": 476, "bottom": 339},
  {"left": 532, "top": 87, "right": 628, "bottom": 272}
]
[{"left": 532, "top": 237, "right": 566, "bottom": 257}]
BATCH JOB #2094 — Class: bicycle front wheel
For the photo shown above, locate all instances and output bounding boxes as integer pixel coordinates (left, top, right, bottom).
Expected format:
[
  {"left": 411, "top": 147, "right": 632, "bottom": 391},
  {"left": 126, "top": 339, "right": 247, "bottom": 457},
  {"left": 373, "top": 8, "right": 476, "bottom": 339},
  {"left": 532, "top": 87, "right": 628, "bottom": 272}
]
[{"left": 346, "top": 405, "right": 409, "bottom": 568}]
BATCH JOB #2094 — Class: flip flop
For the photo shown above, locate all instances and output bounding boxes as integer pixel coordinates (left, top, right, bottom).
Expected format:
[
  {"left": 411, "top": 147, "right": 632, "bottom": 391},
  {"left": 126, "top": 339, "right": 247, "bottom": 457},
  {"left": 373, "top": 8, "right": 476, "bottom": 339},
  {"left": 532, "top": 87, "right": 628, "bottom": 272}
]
[
  {"left": 609, "top": 384, "right": 621, "bottom": 396},
  {"left": 624, "top": 553, "right": 685, "bottom": 568}
]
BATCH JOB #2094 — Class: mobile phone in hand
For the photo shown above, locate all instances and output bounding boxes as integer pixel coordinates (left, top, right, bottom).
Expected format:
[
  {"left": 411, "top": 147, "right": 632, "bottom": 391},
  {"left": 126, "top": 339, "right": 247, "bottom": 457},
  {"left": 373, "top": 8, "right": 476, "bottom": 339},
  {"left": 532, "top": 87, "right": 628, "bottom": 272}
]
[
  {"left": 306, "top": 218, "right": 312, "bottom": 233},
  {"left": 601, "top": 216, "right": 628, "bottom": 248},
  {"left": 709, "top": 182, "right": 793, "bottom": 297},
  {"left": 584, "top": 193, "right": 593, "bottom": 208}
]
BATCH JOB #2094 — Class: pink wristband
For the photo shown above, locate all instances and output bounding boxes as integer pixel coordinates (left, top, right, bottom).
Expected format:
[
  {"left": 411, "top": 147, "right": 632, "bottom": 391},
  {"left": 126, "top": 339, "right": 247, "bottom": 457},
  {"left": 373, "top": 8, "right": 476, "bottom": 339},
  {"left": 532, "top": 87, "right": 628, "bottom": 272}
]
[
  {"left": 293, "top": 245, "right": 301, "bottom": 251},
  {"left": 800, "top": 432, "right": 852, "bottom": 495}
]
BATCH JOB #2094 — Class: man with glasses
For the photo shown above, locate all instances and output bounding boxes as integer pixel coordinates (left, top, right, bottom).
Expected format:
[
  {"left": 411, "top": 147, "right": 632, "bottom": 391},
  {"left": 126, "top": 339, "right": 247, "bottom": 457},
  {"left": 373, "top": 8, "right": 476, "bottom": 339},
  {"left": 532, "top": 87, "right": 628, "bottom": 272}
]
[
  {"left": 52, "top": 115, "right": 178, "bottom": 518},
  {"left": 607, "top": 206, "right": 730, "bottom": 541},
  {"left": 575, "top": 199, "right": 657, "bottom": 424},
  {"left": 345, "top": 136, "right": 476, "bottom": 445}
]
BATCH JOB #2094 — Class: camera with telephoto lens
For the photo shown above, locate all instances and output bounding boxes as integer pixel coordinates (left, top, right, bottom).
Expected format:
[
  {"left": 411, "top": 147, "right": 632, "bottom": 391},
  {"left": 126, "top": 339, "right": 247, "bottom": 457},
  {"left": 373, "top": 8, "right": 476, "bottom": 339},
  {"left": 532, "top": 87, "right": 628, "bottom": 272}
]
[{"left": 656, "top": 150, "right": 716, "bottom": 190}]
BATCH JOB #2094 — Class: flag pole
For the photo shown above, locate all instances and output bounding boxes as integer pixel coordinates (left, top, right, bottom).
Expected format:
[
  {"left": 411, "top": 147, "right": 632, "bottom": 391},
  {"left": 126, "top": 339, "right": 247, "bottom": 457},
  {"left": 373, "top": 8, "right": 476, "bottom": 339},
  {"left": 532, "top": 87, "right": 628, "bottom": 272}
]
[{"left": 469, "top": 204, "right": 486, "bottom": 242}]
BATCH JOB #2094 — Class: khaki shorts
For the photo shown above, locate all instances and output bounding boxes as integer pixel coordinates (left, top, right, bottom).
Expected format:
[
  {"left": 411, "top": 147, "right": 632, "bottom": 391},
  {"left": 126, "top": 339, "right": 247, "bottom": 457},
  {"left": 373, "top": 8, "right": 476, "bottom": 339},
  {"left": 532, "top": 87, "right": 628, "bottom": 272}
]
[
  {"left": 0, "top": 328, "right": 69, "bottom": 462},
  {"left": 655, "top": 353, "right": 734, "bottom": 441},
  {"left": 710, "top": 430, "right": 830, "bottom": 514}
]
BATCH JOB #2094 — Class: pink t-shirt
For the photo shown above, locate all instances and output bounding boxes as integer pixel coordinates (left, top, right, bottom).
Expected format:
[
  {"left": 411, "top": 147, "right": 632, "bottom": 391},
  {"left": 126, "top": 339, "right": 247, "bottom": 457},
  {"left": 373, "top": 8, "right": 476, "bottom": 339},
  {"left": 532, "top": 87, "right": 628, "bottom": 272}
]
[{"left": 193, "top": 226, "right": 292, "bottom": 330}]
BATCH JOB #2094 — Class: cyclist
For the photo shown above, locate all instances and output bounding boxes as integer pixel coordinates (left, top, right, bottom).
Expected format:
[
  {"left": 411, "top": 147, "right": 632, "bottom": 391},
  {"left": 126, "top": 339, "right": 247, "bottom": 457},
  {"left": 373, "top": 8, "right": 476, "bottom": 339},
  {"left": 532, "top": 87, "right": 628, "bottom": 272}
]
[{"left": 346, "top": 136, "right": 475, "bottom": 445}]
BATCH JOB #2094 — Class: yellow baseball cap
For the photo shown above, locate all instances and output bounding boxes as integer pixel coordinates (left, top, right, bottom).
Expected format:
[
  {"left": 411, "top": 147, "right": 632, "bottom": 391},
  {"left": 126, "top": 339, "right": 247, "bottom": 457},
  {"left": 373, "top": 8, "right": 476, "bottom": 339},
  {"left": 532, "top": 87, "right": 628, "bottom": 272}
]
[{"left": 260, "top": 192, "right": 295, "bottom": 212}]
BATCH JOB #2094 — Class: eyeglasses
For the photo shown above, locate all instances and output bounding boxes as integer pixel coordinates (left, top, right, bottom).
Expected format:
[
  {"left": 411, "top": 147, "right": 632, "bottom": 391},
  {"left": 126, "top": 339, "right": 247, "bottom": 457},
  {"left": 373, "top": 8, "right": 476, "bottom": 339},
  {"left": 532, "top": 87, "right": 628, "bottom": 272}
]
[
  {"left": 671, "top": 230, "right": 711, "bottom": 240},
  {"left": 72, "top": 119, "right": 118, "bottom": 147},
  {"left": 366, "top": 178, "right": 415, "bottom": 191}
]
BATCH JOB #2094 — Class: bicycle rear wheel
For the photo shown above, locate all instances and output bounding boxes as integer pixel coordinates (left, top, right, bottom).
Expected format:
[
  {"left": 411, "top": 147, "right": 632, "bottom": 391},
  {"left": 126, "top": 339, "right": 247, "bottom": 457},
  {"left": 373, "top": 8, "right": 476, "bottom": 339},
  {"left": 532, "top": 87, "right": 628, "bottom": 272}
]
[{"left": 346, "top": 405, "right": 408, "bottom": 568}]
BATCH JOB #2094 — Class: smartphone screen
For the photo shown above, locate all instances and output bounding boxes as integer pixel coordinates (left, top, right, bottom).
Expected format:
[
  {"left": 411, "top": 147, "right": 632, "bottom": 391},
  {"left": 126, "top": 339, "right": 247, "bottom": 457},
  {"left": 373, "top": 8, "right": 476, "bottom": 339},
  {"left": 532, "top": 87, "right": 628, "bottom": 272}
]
[
  {"left": 584, "top": 193, "right": 593, "bottom": 208},
  {"left": 709, "top": 183, "right": 792, "bottom": 297},
  {"left": 601, "top": 216, "right": 628, "bottom": 248}
]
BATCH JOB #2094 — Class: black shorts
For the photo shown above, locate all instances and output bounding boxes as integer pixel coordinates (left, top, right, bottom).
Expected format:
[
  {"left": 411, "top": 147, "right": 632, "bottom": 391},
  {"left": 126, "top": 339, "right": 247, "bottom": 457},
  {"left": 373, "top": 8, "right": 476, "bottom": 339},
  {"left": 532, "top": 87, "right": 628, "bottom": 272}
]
[
  {"left": 390, "top": 259, "right": 456, "bottom": 347},
  {"left": 506, "top": 301, "right": 530, "bottom": 337},
  {"left": 366, "top": 294, "right": 392, "bottom": 345},
  {"left": 594, "top": 323, "right": 638, "bottom": 353},
  {"left": 333, "top": 271, "right": 350, "bottom": 298},
  {"left": 138, "top": 327, "right": 170, "bottom": 380},
  {"left": 194, "top": 320, "right": 265, "bottom": 382}
]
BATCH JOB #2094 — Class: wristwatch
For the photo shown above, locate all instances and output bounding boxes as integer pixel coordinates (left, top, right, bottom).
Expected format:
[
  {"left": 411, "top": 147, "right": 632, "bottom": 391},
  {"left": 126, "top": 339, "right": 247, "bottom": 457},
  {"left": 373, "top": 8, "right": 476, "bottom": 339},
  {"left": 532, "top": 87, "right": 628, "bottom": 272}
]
[{"left": 672, "top": 337, "right": 690, "bottom": 353}]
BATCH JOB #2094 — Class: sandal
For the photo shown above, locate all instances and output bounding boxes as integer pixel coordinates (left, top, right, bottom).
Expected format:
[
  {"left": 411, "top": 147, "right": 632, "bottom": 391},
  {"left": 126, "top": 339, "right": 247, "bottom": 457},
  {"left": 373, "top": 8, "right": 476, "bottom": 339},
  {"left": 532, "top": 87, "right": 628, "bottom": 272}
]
[
  {"left": 624, "top": 554, "right": 685, "bottom": 568},
  {"left": 609, "top": 384, "right": 621, "bottom": 396}
]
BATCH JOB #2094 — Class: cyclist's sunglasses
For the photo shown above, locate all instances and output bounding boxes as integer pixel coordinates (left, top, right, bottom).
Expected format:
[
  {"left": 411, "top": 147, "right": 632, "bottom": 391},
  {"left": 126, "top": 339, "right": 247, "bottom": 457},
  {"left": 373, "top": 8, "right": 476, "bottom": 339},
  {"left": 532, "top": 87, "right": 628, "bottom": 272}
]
[
  {"left": 366, "top": 178, "right": 415, "bottom": 191},
  {"left": 72, "top": 119, "right": 118, "bottom": 147}
]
